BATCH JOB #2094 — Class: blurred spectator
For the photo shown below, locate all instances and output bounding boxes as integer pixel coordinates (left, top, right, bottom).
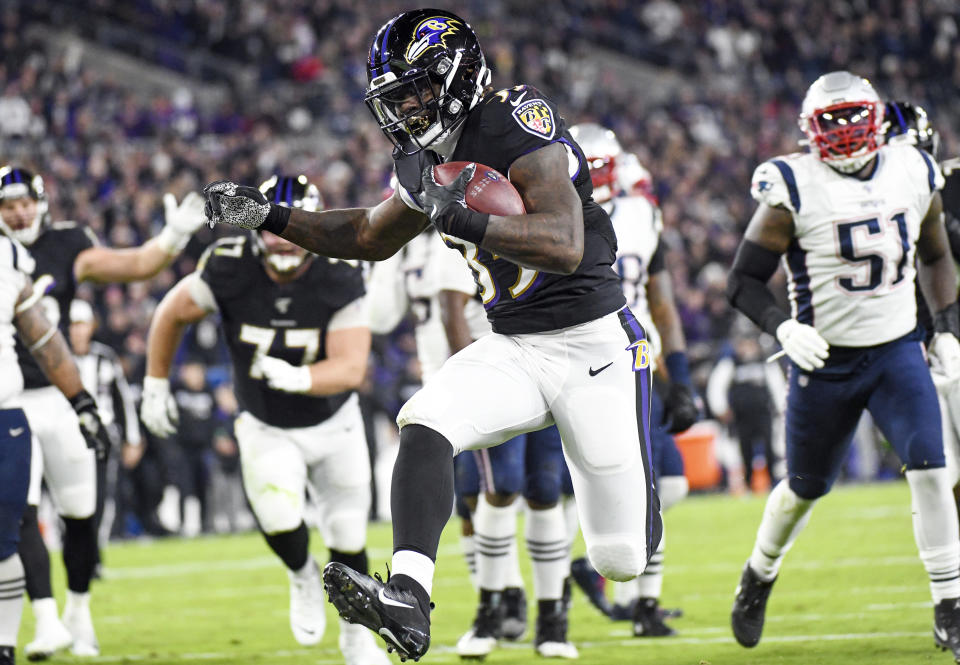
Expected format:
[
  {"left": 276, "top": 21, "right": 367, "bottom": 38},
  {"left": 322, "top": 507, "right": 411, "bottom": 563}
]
[{"left": 706, "top": 329, "right": 787, "bottom": 492}]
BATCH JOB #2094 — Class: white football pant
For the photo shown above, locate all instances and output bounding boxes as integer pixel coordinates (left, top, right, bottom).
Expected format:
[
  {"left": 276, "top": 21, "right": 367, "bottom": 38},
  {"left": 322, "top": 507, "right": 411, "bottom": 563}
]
[
  {"left": 22, "top": 386, "right": 95, "bottom": 517},
  {"left": 398, "top": 308, "right": 658, "bottom": 581},
  {"left": 235, "top": 394, "right": 371, "bottom": 552}
]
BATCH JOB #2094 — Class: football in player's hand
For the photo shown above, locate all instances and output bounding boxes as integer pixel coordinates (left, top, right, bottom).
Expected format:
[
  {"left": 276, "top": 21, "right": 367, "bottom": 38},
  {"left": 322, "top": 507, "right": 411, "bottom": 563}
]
[{"left": 433, "top": 162, "right": 525, "bottom": 216}]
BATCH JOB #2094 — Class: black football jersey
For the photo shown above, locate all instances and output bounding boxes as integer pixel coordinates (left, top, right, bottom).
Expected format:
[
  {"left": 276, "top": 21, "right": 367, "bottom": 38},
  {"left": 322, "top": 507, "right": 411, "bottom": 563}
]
[
  {"left": 15, "top": 222, "right": 97, "bottom": 388},
  {"left": 394, "top": 84, "right": 625, "bottom": 335},
  {"left": 198, "top": 236, "right": 365, "bottom": 428}
]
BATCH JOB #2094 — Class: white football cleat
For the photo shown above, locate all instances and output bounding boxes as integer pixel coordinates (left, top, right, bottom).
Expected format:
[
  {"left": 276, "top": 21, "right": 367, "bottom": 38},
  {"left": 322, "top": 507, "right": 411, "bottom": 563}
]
[
  {"left": 289, "top": 560, "right": 325, "bottom": 645},
  {"left": 24, "top": 616, "right": 73, "bottom": 661},
  {"left": 456, "top": 626, "right": 497, "bottom": 660},
  {"left": 339, "top": 619, "right": 391, "bottom": 665},
  {"left": 62, "top": 593, "right": 99, "bottom": 657},
  {"left": 536, "top": 640, "right": 579, "bottom": 659}
]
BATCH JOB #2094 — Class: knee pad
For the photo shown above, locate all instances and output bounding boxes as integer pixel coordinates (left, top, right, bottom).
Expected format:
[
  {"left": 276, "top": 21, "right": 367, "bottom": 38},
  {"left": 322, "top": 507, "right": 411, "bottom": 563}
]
[
  {"left": 586, "top": 536, "right": 647, "bottom": 582},
  {"left": 251, "top": 487, "right": 303, "bottom": 535},
  {"left": 523, "top": 470, "right": 561, "bottom": 506},
  {"left": 788, "top": 475, "right": 831, "bottom": 500},
  {"left": 657, "top": 475, "right": 689, "bottom": 512},
  {"left": 55, "top": 486, "right": 95, "bottom": 520},
  {"left": 324, "top": 511, "right": 367, "bottom": 553}
]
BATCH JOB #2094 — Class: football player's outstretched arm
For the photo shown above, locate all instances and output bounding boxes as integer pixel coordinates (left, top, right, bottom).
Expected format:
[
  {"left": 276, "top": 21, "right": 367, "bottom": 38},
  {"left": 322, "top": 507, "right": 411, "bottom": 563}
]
[
  {"left": 281, "top": 193, "right": 432, "bottom": 262},
  {"left": 916, "top": 192, "right": 958, "bottom": 314},
  {"left": 471, "top": 143, "right": 583, "bottom": 274},
  {"left": 74, "top": 192, "right": 207, "bottom": 284},
  {"left": 145, "top": 276, "right": 211, "bottom": 379},
  {"left": 15, "top": 278, "right": 86, "bottom": 399}
]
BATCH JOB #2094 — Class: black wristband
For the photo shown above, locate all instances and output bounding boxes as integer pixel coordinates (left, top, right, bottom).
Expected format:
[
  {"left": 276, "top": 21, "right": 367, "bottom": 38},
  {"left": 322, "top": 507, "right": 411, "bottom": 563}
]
[
  {"left": 441, "top": 206, "right": 489, "bottom": 244},
  {"left": 934, "top": 301, "right": 960, "bottom": 336},
  {"left": 68, "top": 390, "right": 96, "bottom": 413},
  {"left": 261, "top": 203, "right": 291, "bottom": 235}
]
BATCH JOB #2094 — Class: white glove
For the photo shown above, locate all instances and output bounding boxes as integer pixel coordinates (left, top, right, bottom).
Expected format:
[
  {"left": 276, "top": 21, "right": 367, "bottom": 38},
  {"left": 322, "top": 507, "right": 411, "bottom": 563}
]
[
  {"left": 930, "top": 332, "right": 960, "bottom": 383},
  {"left": 157, "top": 192, "right": 207, "bottom": 254},
  {"left": 259, "top": 356, "right": 312, "bottom": 393},
  {"left": 140, "top": 376, "right": 179, "bottom": 437},
  {"left": 775, "top": 319, "right": 829, "bottom": 371}
]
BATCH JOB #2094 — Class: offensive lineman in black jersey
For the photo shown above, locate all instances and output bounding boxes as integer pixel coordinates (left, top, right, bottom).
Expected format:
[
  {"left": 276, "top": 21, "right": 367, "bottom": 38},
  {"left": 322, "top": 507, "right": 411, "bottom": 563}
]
[
  {"left": 202, "top": 10, "right": 661, "bottom": 661},
  {"left": 142, "top": 175, "right": 389, "bottom": 665},
  {"left": 0, "top": 166, "right": 205, "bottom": 659}
]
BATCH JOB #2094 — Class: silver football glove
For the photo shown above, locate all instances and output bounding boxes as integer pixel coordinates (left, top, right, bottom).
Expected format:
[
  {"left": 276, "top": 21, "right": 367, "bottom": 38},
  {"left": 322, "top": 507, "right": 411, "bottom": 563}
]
[{"left": 203, "top": 181, "right": 271, "bottom": 229}]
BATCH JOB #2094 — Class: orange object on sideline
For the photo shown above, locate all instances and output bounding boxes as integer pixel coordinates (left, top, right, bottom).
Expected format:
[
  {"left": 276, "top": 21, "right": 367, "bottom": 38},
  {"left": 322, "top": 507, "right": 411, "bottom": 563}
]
[{"left": 674, "top": 422, "right": 723, "bottom": 490}]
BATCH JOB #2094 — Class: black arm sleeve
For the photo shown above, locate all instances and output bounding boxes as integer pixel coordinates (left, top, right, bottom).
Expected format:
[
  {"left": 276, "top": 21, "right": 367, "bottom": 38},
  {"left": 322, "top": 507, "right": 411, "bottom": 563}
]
[
  {"left": 725, "top": 239, "right": 789, "bottom": 336},
  {"left": 648, "top": 241, "right": 666, "bottom": 276}
]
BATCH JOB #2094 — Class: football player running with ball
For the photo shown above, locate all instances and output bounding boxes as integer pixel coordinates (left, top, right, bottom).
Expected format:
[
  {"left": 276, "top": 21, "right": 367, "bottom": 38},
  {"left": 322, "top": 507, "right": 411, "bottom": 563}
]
[
  {"left": 142, "top": 175, "right": 389, "bottom": 665},
  {"left": 726, "top": 71, "right": 960, "bottom": 662},
  {"left": 203, "top": 9, "right": 660, "bottom": 662}
]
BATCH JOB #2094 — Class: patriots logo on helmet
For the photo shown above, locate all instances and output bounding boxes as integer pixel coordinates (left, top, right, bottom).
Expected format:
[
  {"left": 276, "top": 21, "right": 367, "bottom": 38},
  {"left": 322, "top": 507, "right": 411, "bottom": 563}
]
[{"left": 405, "top": 17, "right": 461, "bottom": 63}]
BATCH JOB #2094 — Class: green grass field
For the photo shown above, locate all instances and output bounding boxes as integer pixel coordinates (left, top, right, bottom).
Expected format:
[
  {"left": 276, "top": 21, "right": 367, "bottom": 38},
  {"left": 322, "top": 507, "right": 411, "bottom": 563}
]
[{"left": 19, "top": 481, "right": 953, "bottom": 664}]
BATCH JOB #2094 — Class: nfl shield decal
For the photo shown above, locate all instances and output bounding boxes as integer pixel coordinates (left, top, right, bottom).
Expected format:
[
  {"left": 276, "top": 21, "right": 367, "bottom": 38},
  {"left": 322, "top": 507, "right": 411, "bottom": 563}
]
[{"left": 512, "top": 99, "right": 555, "bottom": 139}]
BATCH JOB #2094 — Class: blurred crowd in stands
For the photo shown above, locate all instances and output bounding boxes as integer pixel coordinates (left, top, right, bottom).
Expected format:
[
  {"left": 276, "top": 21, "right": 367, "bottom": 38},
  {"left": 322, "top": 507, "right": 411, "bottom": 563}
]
[{"left": 2, "top": 0, "right": 958, "bottom": 534}]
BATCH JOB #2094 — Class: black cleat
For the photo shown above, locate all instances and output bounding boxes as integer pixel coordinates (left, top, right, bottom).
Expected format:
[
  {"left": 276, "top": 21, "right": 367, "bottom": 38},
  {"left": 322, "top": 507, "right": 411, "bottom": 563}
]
[
  {"left": 731, "top": 563, "right": 776, "bottom": 648},
  {"left": 534, "top": 599, "right": 578, "bottom": 658},
  {"left": 457, "top": 590, "right": 504, "bottom": 660},
  {"left": 934, "top": 597, "right": 960, "bottom": 663},
  {"left": 570, "top": 557, "right": 613, "bottom": 618},
  {"left": 0, "top": 646, "right": 13, "bottom": 665},
  {"left": 632, "top": 597, "right": 676, "bottom": 637},
  {"left": 502, "top": 587, "right": 527, "bottom": 641},
  {"left": 322, "top": 562, "right": 431, "bottom": 662}
]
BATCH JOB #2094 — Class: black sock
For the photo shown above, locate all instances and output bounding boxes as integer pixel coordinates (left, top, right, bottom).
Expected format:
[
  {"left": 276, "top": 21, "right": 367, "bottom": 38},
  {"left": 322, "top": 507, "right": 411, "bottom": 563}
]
[
  {"left": 19, "top": 506, "right": 52, "bottom": 600},
  {"left": 62, "top": 517, "right": 98, "bottom": 593},
  {"left": 264, "top": 522, "right": 309, "bottom": 572},
  {"left": 391, "top": 425, "right": 454, "bottom": 561},
  {"left": 329, "top": 548, "right": 368, "bottom": 575}
]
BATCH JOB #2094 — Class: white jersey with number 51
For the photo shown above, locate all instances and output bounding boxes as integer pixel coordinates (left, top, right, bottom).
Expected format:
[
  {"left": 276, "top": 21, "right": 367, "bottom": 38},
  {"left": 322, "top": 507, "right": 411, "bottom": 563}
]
[{"left": 751, "top": 142, "right": 944, "bottom": 347}]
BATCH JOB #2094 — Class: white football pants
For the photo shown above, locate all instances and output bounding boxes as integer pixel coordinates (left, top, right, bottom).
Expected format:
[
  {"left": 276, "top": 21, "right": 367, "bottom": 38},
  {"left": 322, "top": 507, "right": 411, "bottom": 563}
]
[
  {"left": 398, "top": 307, "right": 659, "bottom": 581},
  {"left": 22, "top": 386, "right": 95, "bottom": 517},
  {"left": 235, "top": 394, "right": 371, "bottom": 552}
]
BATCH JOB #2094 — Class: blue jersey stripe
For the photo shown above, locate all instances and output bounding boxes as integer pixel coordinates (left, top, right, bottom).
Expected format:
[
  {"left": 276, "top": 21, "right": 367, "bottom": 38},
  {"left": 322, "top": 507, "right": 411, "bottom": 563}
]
[
  {"left": 9, "top": 239, "right": 17, "bottom": 271},
  {"left": 771, "top": 160, "right": 801, "bottom": 213},
  {"left": 786, "top": 239, "right": 813, "bottom": 325},
  {"left": 917, "top": 147, "right": 937, "bottom": 193}
]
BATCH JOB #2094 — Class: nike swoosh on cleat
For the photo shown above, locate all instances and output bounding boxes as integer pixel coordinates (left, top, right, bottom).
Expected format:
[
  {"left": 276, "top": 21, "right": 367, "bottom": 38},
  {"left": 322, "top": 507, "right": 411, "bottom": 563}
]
[
  {"left": 935, "top": 624, "right": 949, "bottom": 643},
  {"left": 378, "top": 588, "right": 415, "bottom": 609},
  {"left": 588, "top": 362, "right": 613, "bottom": 377}
]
